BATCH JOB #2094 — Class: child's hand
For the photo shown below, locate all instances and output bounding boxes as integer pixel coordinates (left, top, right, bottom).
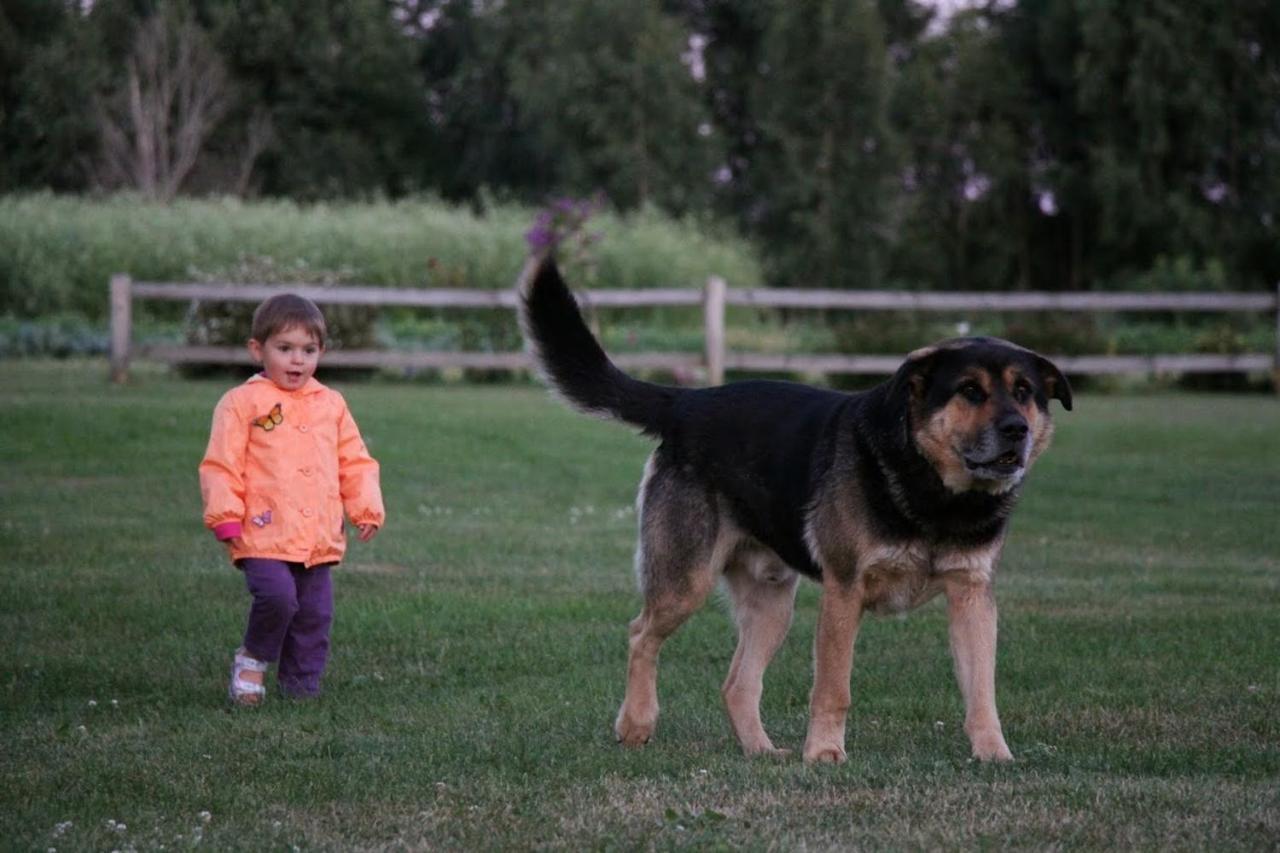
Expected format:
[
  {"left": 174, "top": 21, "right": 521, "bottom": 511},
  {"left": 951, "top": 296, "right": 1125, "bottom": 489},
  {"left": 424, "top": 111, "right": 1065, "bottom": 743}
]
[
  {"left": 224, "top": 536, "right": 245, "bottom": 551},
  {"left": 357, "top": 523, "right": 379, "bottom": 542}
]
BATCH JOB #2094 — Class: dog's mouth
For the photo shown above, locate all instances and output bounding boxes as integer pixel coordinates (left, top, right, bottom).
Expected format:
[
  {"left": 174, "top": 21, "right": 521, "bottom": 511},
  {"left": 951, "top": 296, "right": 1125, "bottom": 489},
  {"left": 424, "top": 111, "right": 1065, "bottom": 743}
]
[{"left": 964, "top": 449, "right": 1024, "bottom": 477}]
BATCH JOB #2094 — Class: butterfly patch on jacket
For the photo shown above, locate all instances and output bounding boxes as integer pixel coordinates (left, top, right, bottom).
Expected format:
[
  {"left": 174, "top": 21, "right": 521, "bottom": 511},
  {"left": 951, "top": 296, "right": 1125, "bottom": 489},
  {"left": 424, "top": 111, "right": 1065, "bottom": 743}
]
[
  {"left": 253, "top": 403, "right": 283, "bottom": 431},
  {"left": 251, "top": 509, "right": 272, "bottom": 528}
]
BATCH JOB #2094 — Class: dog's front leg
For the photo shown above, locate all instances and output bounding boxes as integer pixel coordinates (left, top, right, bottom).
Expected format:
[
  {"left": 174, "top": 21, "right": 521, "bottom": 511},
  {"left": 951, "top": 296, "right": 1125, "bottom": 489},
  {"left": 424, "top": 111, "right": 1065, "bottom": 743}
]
[
  {"left": 944, "top": 573, "right": 1014, "bottom": 762},
  {"left": 802, "top": 577, "right": 864, "bottom": 764}
]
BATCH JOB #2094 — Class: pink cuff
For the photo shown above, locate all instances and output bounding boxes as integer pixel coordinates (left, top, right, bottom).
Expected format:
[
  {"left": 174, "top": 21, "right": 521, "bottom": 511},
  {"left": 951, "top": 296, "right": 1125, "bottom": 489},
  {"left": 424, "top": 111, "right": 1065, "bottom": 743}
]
[{"left": 213, "top": 521, "right": 242, "bottom": 541}]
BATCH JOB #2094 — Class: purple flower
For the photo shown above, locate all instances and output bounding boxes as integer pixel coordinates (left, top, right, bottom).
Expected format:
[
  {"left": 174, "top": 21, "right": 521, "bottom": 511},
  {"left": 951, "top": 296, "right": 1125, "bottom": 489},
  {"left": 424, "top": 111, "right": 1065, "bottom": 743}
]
[
  {"left": 525, "top": 193, "right": 609, "bottom": 255},
  {"left": 524, "top": 224, "right": 558, "bottom": 250}
]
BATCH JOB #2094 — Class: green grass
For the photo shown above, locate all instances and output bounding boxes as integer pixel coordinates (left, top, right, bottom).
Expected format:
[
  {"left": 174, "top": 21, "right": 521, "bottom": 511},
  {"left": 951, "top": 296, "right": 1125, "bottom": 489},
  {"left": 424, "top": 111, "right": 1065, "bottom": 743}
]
[{"left": 2, "top": 360, "right": 1278, "bottom": 850}]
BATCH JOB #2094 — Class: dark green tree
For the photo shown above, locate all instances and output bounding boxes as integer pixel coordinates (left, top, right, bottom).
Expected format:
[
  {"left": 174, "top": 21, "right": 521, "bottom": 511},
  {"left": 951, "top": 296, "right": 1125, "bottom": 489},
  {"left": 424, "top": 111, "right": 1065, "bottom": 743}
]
[
  {"left": 675, "top": 0, "right": 772, "bottom": 226},
  {"left": 1002, "top": 0, "right": 1092, "bottom": 290},
  {"left": 749, "top": 0, "right": 894, "bottom": 288},
  {"left": 204, "top": 0, "right": 431, "bottom": 198},
  {"left": 395, "top": 0, "right": 555, "bottom": 204},
  {"left": 504, "top": 0, "right": 718, "bottom": 213},
  {"left": 0, "top": 1, "right": 103, "bottom": 191},
  {"left": 1077, "top": 0, "right": 1280, "bottom": 288},
  {"left": 889, "top": 6, "right": 1043, "bottom": 291}
]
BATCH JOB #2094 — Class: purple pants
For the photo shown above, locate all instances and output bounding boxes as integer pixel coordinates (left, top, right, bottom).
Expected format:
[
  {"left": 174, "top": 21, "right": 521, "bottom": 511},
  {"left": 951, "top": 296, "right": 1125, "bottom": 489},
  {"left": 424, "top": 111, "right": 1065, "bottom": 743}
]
[{"left": 239, "top": 559, "right": 334, "bottom": 698}]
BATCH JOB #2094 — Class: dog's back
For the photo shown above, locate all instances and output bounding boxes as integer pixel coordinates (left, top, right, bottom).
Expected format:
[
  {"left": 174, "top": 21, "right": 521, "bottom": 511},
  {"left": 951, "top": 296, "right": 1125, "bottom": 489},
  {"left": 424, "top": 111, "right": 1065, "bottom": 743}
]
[{"left": 663, "top": 381, "right": 851, "bottom": 573}]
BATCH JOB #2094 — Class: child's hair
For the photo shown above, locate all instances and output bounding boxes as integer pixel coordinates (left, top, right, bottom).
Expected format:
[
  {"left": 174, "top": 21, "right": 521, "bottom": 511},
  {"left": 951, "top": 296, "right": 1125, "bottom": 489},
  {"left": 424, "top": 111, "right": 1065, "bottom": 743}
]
[{"left": 251, "top": 294, "right": 327, "bottom": 348}]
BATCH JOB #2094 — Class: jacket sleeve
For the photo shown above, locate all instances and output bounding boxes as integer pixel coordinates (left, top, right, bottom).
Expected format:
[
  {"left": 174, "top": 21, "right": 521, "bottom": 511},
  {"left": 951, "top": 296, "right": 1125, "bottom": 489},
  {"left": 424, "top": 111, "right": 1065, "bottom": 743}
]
[
  {"left": 336, "top": 399, "right": 385, "bottom": 528},
  {"left": 199, "top": 391, "right": 249, "bottom": 538}
]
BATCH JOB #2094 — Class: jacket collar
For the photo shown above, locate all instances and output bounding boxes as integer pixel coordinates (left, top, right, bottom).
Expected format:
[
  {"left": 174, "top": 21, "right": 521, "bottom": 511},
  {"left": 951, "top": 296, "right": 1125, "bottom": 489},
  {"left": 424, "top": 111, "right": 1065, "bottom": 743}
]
[{"left": 247, "top": 372, "right": 327, "bottom": 396}]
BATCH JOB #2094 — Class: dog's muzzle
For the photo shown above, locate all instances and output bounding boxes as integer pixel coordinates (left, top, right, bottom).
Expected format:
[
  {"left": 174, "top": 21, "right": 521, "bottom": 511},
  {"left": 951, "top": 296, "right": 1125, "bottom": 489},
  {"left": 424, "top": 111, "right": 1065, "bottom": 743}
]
[{"left": 963, "top": 413, "right": 1030, "bottom": 481}]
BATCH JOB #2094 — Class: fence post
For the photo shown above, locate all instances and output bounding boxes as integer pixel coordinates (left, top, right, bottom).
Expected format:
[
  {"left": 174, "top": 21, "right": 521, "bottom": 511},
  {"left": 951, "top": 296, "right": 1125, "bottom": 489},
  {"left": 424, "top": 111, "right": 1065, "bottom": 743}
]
[
  {"left": 704, "top": 275, "right": 726, "bottom": 386},
  {"left": 109, "top": 274, "right": 132, "bottom": 384}
]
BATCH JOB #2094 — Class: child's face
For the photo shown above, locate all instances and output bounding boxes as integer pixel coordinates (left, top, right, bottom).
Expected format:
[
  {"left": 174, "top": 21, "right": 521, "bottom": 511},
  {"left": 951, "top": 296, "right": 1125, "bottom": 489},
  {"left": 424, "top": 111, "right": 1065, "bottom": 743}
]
[{"left": 248, "top": 325, "right": 322, "bottom": 391}]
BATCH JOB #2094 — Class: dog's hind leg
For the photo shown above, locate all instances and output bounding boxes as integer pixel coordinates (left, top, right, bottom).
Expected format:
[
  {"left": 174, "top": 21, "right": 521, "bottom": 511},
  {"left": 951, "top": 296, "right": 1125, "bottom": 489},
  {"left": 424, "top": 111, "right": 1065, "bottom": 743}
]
[
  {"left": 615, "top": 586, "right": 716, "bottom": 747},
  {"left": 721, "top": 552, "right": 799, "bottom": 756},
  {"left": 615, "top": 452, "right": 722, "bottom": 748}
]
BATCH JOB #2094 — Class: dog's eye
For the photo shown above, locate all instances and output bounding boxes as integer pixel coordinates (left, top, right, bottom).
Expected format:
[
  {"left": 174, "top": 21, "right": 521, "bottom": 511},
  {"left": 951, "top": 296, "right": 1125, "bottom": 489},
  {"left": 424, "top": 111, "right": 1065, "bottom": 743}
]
[
  {"left": 1012, "top": 382, "right": 1033, "bottom": 404},
  {"left": 957, "top": 382, "right": 987, "bottom": 404}
]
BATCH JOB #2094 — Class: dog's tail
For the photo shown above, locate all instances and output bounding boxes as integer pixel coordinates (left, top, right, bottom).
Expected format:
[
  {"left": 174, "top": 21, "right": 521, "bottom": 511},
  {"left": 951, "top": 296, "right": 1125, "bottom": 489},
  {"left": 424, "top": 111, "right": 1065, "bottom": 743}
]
[{"left": 518, "top": 256, "right": 679, "bottom": 437}]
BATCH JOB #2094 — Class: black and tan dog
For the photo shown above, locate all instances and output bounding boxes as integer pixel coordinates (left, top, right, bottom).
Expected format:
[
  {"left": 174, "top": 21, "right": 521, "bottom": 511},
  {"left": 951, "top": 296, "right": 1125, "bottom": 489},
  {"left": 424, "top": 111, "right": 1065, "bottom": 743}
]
[{"left": 519, "top": 258, "right": 1071, "bottom": 763}]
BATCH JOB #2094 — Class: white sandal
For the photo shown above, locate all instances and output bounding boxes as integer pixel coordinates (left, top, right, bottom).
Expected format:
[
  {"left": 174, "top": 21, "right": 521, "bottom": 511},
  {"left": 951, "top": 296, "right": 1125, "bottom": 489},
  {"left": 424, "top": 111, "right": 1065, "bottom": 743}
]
[{"left": 228, "top": 647, "right": 268, "bottom": 706}]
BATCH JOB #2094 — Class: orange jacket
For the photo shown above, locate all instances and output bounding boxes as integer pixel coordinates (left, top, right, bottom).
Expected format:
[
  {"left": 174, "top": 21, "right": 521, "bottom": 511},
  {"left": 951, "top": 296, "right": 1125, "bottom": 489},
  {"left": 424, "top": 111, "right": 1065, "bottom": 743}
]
[{"left": 199, "top": 374, "right": 385, "bottom": 568}]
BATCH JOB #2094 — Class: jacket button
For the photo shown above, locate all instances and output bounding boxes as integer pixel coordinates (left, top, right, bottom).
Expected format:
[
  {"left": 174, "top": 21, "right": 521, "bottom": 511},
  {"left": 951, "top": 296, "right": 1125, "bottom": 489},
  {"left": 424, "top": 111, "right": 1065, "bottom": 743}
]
[
  {"left": 299, "top": 424, "right": 309, "bottom": 433},
  {"left": 303, "top": 508, "right": 314, "bottom": 517},
  {"left": 301, "top": 467, "right": 313, "bottom": 476}
]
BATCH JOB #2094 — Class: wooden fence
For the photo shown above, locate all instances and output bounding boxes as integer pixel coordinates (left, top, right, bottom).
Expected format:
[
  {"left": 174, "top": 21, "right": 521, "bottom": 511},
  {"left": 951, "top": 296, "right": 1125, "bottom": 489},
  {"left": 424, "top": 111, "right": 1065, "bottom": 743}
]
[{"left": 108, "top": 263, "right": 1280, "bottom": 387}]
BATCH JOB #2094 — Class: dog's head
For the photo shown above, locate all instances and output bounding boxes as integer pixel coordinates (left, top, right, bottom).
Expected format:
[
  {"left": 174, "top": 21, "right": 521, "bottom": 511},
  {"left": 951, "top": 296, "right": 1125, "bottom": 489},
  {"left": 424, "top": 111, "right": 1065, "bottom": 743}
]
[{"left": 889, "top": 337, "right": 1072, "bottom": 495}]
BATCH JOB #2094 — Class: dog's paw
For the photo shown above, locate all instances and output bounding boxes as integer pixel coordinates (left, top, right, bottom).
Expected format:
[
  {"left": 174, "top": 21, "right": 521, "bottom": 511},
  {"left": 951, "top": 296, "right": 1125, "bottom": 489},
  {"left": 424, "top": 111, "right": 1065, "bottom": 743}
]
[
  {"left": 801, "top": 743, "right": 847, "bottom": 764},
  {"left": 614, "top": 712, "right": 656, "bottom": 747},
  {"left": 969, "top": 730, "right": 1014, "bottom": 762},
  {"left": 743, "top": 744, "right": 792, "bottom": 759}
]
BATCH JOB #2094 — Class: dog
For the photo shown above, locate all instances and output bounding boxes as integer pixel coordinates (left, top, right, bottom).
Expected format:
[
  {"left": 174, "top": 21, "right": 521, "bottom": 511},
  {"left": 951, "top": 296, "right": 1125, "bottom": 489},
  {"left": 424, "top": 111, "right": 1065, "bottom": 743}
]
[{"left": 518, "top": 257, "right": 1072, "bottom": 763}]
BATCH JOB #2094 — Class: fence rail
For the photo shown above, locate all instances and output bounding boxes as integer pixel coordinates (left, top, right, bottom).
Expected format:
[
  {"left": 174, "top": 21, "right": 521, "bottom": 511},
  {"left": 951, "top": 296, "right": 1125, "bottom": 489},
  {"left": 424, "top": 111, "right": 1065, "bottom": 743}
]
[{"left": 109, "top": 268, "right": 1280, "bottom": 388}]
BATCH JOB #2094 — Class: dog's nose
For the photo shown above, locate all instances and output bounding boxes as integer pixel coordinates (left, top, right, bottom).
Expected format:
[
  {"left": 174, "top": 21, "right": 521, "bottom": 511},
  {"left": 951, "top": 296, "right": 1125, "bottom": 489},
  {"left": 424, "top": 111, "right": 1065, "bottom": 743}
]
[{"left": 998, "top": 413, "right": 1029, "bottom": 441}]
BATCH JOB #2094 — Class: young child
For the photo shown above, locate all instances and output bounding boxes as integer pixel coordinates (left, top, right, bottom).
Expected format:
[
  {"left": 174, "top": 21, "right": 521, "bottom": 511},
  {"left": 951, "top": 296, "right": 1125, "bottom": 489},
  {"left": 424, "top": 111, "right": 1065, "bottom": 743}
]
[{"left": 199, "top": 294, "right": 385, "bottom": 705}]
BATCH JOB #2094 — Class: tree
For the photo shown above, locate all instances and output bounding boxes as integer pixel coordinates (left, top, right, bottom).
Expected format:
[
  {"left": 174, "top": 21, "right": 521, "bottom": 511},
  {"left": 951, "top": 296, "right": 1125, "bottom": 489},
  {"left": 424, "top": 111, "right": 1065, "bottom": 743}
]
[
  {"left": 206, "top": 0, "right": 432, "bottom": 199},
  {"left": 1077, "top": 0, "right": 1280, "bottom": 288},
  {"left": 92, "top": 4, "right": 232, "bottom": 200},
  {"left": 1000, "top": 0, "right": 1093, "bottom": 290},
  {"left": 749, "top": 0, "right": 894, "bottom": 288},
  {"left": 503, "top": 0, "right": 718, "bottom": 213},
  {"left": 888, "top": 6, "right": 1042, "bottom": 291},
  {"left": 675, "top": 0, "right": 773, "bottom": 226},
  {"left": 0, "top": 0, "right": 101, "bottom": 192},
  {"left": 396, "top": 0, "right": 555, "bottom": 204}
]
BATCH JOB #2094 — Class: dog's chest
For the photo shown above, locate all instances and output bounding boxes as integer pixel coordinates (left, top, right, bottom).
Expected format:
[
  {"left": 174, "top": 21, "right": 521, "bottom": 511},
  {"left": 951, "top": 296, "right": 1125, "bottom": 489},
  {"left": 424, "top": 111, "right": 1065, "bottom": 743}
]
[
  {"left": 857, "top": 542, "right": 996, "bottom": 614},
  {"left": 858, "top": 543, "right": 935, "bottom": 614}
]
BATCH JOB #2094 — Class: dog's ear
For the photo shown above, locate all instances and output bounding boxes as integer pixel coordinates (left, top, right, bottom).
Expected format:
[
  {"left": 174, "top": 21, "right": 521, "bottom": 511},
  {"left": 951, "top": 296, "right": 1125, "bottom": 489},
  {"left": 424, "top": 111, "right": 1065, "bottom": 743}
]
[
  {"left": 888, "top": 344, "right": 944, "bottom": 405},
  {"left": 1034, "top": 354, "right": 1073, "bottom": 411}
]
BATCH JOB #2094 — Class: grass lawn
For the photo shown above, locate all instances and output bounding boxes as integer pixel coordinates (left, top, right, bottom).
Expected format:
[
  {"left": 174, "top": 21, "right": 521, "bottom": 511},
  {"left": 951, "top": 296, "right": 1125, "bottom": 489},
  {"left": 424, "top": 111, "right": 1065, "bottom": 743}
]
[{"left": 2, "top": 360, "right": 1278, "bottom": 850}]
